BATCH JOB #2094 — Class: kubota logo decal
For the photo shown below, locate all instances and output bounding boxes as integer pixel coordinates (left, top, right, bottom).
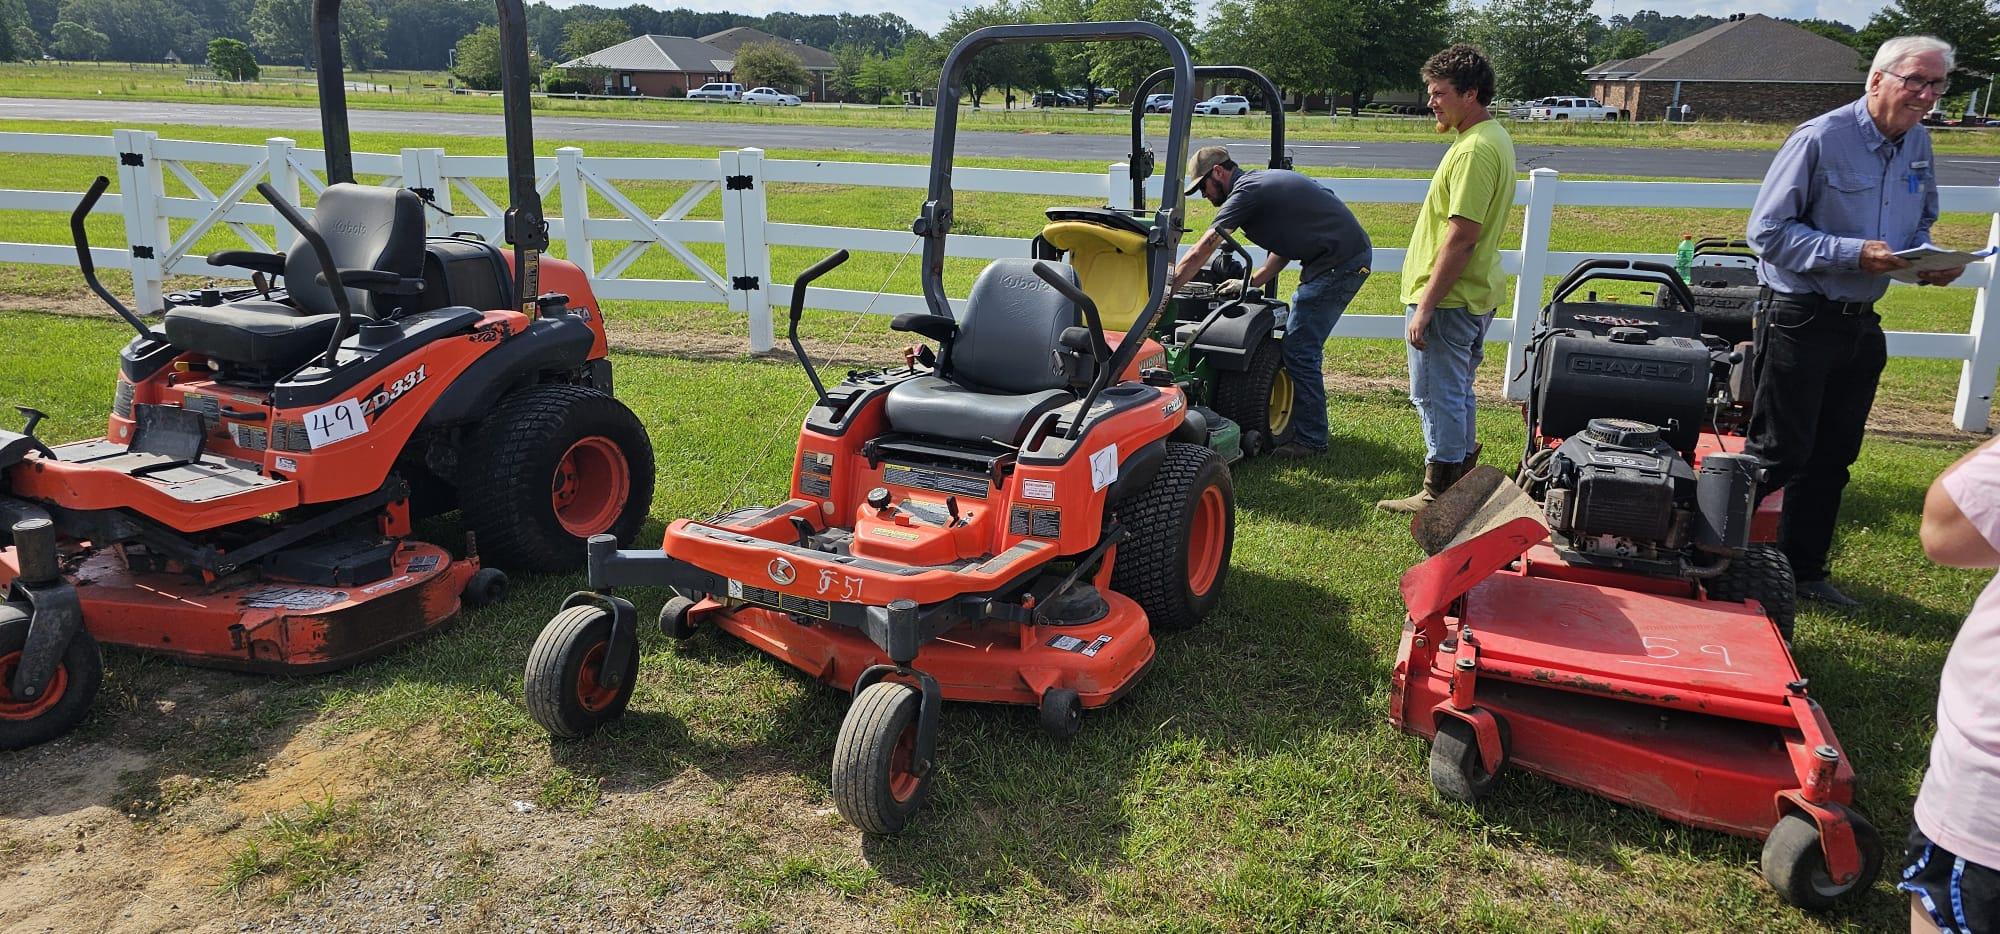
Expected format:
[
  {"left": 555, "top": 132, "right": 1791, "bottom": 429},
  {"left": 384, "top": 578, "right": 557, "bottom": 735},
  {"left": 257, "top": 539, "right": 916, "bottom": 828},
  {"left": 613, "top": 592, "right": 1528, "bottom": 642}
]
[{"left": 767, "top": 557, "right": 796, "bottom": 585}]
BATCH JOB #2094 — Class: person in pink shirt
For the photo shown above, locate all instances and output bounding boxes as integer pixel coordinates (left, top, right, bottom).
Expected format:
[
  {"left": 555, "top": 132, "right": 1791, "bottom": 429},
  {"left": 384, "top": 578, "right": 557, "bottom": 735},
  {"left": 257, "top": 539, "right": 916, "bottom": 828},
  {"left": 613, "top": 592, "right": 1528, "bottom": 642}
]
[{"left": 1909, "top": 435, "right": 2000, "bottom": 932}]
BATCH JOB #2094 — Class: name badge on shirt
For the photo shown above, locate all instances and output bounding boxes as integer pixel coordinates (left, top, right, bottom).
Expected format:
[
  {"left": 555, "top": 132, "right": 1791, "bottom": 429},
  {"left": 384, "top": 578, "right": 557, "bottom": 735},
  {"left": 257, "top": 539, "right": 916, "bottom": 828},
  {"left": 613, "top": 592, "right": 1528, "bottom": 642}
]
[{"left": 1912, "top": 160, "right": 1931, "bottom": 169}]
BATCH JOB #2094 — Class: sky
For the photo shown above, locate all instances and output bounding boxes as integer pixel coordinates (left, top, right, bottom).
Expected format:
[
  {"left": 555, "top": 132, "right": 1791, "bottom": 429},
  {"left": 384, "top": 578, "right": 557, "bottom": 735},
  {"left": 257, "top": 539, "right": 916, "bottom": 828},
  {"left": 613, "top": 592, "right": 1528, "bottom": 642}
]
[{"left": 537, "top": 0, "right": 1876, "bottom": 39}]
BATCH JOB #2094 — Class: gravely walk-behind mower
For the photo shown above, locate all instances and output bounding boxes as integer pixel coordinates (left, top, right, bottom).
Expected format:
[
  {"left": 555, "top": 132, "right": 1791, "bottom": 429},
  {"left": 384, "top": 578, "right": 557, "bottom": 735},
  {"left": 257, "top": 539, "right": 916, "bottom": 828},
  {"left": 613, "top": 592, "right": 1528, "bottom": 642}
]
[
  {"left": 1390, "top": 260, "right": 1880, "bottom": 910},
  {"left": 524, "top": 22, "right": 1235, "bottom": 834},
  {"left": 1030, "top": 64, "right": 1299, "bottom": 458},
  {"left": 0, "top": 0, "right": 653, "bottom": 750}
]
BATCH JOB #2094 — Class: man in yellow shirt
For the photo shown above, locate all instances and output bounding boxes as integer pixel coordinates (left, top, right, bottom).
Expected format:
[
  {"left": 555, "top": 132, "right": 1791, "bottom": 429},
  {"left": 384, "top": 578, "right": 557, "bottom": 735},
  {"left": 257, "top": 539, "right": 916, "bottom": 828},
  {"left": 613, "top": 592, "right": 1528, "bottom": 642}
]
[{"left": 1378, "top": 44, "right": 1517, "bottom": 513}]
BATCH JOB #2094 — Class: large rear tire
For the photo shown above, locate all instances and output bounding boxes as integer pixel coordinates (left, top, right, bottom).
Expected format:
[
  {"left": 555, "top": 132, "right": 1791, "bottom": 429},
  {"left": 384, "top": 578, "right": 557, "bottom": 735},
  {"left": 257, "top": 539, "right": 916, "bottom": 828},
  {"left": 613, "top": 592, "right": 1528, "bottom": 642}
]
[
  {"left": 0, "top": 606, "right": 103, "bottom": 751},
  {"left": 1705, "top": 544, "right": 1796, "bottom": 641},
  {"left": 1211, "top": 338, "right": 1295, "bottom": 456},
  {"left": 461, "top": 385, "right": 654, "bottom": 572},
  {"left": 1111, "top": 442, "right": 1234, "bottom": 632}
]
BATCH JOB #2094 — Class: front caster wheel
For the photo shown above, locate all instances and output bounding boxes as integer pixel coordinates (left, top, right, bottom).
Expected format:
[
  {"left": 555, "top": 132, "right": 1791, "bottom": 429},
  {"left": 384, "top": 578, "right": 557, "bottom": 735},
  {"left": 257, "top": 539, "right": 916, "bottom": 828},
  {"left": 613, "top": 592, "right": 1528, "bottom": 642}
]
[
  {"left": 1760, "top": 808, "right": 1882, "bottom": 911},
  {"left": 659, "top": 596, "right": 698, "bottom": 641},
  {"left": 461, "top": 568, "right": 509, "bottom": 609},
  {"left": 1039, "top": 687, "right": 1080, "bottom": 738},
  {"left": 523, "top": 605, "right": 637, "bottom": 739},
  {"left": 831, "top": 681, "right": 932, "bottom": 834},
  {"left": 1429, "top": 716, "right": 1504, "bottom": 803},
  {"left": 0, "top": 608, "right": 103, "bottom": 751}
]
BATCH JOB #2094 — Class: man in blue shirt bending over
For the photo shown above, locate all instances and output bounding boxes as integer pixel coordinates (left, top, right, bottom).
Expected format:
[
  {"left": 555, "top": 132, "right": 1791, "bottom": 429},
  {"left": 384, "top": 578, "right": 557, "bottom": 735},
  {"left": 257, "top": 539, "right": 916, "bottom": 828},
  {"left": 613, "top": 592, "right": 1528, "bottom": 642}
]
[{"left": 1745, "top": 34, "right": 1970, "bottom": 609}]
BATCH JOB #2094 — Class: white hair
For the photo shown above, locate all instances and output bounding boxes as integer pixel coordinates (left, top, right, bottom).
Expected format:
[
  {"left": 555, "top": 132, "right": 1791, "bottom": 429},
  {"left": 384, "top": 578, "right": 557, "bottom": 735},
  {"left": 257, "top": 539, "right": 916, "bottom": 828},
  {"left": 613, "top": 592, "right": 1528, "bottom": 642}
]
[{"left": 1871, "top": 35, "right": 1955, "bottom": 76}]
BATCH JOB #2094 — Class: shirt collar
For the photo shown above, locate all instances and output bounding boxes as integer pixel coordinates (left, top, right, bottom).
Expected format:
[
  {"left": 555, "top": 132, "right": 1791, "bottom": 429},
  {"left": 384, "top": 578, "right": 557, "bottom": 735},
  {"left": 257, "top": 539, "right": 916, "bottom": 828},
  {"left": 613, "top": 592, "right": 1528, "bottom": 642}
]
[{"left": 1849, "top": 97, "right": 1901, "bottom": 153}]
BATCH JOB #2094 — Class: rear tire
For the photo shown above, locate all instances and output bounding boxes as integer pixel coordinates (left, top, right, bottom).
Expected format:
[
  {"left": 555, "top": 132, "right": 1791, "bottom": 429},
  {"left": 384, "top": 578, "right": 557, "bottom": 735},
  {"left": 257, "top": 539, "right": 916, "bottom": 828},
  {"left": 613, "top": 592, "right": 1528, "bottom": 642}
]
[
  {"left": 1705, "top": 544, "right": 1796, "bottom": 641},
  {"left": 461, "top": 385, "right": 654, "bottom": 572},
  {"left": 523, "top": 605, "right": 637, "bottom": 739},
  {"left": 1212, "top": 338, "right": 1295, "bottom": 456},
  {"left": 831, "top": 681, "right": 931, "bottom": 834},
  {"left": 1760, "top": 808, "right": 1882, "bottom": 911},
  {"left": 0, "top": 607, "right": 103, "bottom": 751},
  {"left": 1111, "top": 442, "right": 1234, "bottom": 632}
]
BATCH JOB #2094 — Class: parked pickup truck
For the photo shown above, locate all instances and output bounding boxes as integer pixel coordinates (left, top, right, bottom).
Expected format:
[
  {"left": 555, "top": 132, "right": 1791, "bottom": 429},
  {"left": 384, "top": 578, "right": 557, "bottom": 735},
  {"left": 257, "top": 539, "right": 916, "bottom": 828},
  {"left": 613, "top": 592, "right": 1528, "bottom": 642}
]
[
  {"left": 1529, "top": 97, "right": 1615, "bottom": 121},
  {"left": 688, "top": 82, "right": 744, "bottom": 101}
]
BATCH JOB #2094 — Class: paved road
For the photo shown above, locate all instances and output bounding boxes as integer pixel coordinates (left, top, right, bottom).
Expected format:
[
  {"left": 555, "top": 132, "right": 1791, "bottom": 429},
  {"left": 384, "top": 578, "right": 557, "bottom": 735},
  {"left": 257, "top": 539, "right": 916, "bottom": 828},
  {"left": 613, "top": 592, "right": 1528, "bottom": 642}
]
[{"left": 6, "top": 97, "right": 1998, "bottom": 184}]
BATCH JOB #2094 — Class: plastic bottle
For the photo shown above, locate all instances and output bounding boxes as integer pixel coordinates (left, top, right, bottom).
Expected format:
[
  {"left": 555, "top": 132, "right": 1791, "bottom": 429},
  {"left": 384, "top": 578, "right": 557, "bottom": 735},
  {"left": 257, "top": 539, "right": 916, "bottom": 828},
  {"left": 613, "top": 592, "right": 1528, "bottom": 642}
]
[{"left": 1676, "top": 233, "right": 1695, "bottom": 283}]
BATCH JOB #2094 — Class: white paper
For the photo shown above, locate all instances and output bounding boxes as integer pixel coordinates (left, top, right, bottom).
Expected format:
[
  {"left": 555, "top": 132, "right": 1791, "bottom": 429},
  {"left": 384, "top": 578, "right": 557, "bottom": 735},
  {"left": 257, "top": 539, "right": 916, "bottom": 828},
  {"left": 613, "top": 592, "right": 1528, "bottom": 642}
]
[
  {"left": 1889, "top": 243, "right": 1998, "bottom": 282},
  {"left": 1089, "top": 444, "right": 1118, "bottom": 491},
  {"left": 303, "top": 398, "right": 368, "bottom": 448}
]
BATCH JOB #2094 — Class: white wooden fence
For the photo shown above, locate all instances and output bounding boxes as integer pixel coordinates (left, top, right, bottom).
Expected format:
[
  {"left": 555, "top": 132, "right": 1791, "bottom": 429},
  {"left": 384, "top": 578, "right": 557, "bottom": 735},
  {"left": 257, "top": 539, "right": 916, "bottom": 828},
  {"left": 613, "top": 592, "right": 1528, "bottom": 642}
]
[{"left": 3, "top": 129, "right": 1997, "bottom": 429}]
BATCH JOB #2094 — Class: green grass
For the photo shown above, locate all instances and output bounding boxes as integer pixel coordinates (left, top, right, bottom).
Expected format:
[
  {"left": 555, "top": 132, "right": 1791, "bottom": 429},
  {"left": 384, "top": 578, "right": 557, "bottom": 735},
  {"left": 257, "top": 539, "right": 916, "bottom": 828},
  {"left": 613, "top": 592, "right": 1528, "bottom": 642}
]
[
  {"left": 0, "top": 307, "right": 1987, "bottom": 930},
  {"left": 7, "top": 61, "right": 1998, "bottom": 154}
]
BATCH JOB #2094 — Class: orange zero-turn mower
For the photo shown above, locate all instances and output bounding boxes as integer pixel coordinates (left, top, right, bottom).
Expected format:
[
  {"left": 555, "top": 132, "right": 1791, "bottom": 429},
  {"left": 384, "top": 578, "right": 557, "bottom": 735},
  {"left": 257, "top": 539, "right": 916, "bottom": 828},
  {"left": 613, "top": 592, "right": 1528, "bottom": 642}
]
[
  {"left": 0, "top": 0, "right": 653, "bottom": 750},
  {"left": 523, "top": 21, "right": 1233, "bottom": 834}
]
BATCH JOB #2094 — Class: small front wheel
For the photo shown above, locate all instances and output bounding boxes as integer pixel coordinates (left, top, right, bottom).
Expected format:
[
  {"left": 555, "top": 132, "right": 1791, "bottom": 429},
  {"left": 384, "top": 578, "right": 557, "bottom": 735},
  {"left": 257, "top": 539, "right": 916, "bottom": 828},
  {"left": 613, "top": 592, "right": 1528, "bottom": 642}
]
[
  {"left": 831, "top": 681, "right": 932, "bottom": 834},
  {"left": 1429, "top": 716, "right": 1503, "bottom": 803},
  {"left": 1760, "top": 808, "right": 1883, "bottom": 911},
  {"left": 1039, "top": 687, "right": 1081, "bottom": 739},
  {"left": 523, "top": 605, "right": 637, "bottom": 739},
  {"left": 659, "top": 595, "right": 698, "bottom": 641},
  {"left": 461, "top": 568, "right": 509, "bottom": 609},
  {"left": 0, "top": 608, "right": 103, "bottom": 751}
]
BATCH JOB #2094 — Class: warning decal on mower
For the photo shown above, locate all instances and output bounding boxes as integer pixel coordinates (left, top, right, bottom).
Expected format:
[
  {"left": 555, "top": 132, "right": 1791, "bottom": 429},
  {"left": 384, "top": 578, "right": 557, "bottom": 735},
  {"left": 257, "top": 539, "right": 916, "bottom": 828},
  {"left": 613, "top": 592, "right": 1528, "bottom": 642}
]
[
  {"left": 1047, "top": 634, "right": 1112, "bottom": 655},
  {"left": 1022, "top": 479, "right": 1055, "bottom": 501},
  {"left": 406, "top": 554, "right": 441, "bottom": 573},
  {"left": 241, "top": 587, "right": 345, "bottom": 610}
]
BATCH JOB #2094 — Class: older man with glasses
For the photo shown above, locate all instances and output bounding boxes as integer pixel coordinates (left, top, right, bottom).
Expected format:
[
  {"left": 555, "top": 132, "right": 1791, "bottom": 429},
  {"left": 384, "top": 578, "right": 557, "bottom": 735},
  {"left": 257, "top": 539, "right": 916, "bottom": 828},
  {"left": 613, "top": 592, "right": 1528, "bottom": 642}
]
[{"left": 1744, "top": 34, "right": 1970, "bottom": 610}]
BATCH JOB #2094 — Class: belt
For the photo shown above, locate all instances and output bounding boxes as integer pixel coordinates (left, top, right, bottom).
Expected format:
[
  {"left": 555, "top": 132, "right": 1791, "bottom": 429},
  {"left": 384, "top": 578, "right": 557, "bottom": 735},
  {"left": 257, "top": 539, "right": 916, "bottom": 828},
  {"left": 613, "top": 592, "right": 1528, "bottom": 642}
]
[{"left": 1768, "top": 290, "right": 1875, "bottom": 316}]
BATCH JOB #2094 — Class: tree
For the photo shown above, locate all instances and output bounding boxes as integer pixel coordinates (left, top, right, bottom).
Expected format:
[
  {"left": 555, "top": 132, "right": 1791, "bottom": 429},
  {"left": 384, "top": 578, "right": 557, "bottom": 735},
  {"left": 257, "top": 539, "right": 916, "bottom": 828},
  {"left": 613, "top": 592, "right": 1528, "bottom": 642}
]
[
  {"left": 559, "top": 15, "right": 627, "bottom": 61},
  {"left": 452, "top": 23, "right": 501, "bottom": 90},
  {"left": 49, "top": 18, "right": 105, "bottom": 59},
  {"left": 247, "top": 0, "right": 309, "bottom": 65},
  {"left": 937, "top": 1, "right": 1052, "bottom": 107},
  {"left": 1792, "top": 18, "right": 1863, "bottom": 50},
  {"left": 337, "top": 0, "right": 383, "bottom": 69},
  {"left": 734, "top": 40, "right": 809, "bottom": 91},
  {"left": 1593, "top": 26, "right": 1653, "bottom": 63},
  {"left": 1462, "top": 0, "right": 1597, "bottom": 98},
  {"left": 1857, "top": 0, "right": 2000, "bottom": 93},
  {"left": 207, "top": 36, "right": 258, "bottom": 79}
]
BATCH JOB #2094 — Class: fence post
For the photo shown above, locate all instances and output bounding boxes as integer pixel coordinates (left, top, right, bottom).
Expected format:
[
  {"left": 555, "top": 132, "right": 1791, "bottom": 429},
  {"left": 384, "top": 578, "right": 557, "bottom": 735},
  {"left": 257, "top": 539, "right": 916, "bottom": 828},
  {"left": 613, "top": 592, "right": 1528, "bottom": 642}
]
[
  {"left": 113, "top": 128, "right": 167, "bottom": 312},
  {"left": 721, "top": 147, "right": 774, "bottom": 352},
  {"left": 1504, "top": 167, "right": 1560, "bottom": 401},
  {"left": 1952, "top": 190, "right": 2000, "bottom": 432},
  {"left": 264, "top": 136, "right": 302, "bottom": 248},
  {"left": 403, "top": 147, "right": 453, "bottom": 236},
  {"left": 555, "top": 146, "right": 592, "bottom": 277},
  {"left": 1107, "top": 162, "right": 1133, "bottom": 211}
]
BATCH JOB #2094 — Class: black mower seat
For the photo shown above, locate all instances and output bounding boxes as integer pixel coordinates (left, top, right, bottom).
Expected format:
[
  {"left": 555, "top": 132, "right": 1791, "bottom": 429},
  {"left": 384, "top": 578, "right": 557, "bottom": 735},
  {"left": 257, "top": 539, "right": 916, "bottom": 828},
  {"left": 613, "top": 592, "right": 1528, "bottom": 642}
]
[
  {"left": 884, "top": 258, "right": 1083, "bottom": 446},
  {"left": 163, "top": 301, "right": 343, "bottom": 367},
  {"left": 167, "top": 184, "right": 426, "bottom": 367}
]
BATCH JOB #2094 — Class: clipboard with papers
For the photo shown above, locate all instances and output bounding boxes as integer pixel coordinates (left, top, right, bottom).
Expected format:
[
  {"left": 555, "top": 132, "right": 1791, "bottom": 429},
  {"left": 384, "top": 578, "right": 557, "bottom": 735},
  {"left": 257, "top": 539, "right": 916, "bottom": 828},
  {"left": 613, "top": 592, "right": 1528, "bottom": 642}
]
[{"left": 1890, "top": 243, "right": 1998, "bottom": 282}]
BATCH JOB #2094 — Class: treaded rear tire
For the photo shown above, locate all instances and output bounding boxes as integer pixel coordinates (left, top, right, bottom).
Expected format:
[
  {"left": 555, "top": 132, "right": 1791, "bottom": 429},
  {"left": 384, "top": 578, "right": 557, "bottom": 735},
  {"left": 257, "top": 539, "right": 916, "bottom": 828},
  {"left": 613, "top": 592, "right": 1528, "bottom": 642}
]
[
  {"left": 831, "top": 681, "right": 930, "bottom": 834},
  {"left": 460, "top": 384, "right": 654, "bottom": 572},
  {"left": 1705, "top": 544, "right": 1796, "bottom": 641},
  {"left": 0, "top": 607, "right": 103, "bottom": 751},
  {"left": 523, "top": 605, "right": 637, "bottom": 739},
  {"left": 1111, "top": 441, "right": 1234, "bottom": 632},
  {"left": 1211, "top": 337, "right": 1294, "bottom": 456}
]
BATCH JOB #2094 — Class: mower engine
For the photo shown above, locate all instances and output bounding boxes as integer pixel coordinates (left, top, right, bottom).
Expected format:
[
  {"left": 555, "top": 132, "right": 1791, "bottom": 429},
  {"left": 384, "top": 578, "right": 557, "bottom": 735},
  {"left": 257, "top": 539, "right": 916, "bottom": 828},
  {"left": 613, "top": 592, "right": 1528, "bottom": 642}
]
[{"left": 1538, "top": 418, "right": 1756, "bottom": 572}]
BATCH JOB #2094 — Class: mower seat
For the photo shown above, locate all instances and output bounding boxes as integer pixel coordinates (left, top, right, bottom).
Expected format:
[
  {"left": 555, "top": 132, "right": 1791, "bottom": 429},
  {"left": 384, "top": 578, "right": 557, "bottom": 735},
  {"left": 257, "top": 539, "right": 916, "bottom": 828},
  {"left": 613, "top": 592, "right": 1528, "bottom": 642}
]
[
  {"left": 1039, "top": 218, "right": 1148, "bottom": 332},
  {"left": 884, "top": 258, "right": 1082, "bottom": 446},
  {"left": 167, "top": 184, "right": 426, "bottom": 366}
]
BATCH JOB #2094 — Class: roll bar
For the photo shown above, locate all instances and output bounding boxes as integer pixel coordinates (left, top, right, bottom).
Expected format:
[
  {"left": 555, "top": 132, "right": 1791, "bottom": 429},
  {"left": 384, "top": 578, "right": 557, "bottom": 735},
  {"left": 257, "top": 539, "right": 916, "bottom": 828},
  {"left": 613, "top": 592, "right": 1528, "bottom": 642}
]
[
  {"left": 1128, "top": 65, "right": 1288, "bottom": 211},
  {"left": 916, "top": 21, "right": 1195, "bottom": 394},
  {"left": 313, "top": 0, "right": 547, "bottom": 310}
]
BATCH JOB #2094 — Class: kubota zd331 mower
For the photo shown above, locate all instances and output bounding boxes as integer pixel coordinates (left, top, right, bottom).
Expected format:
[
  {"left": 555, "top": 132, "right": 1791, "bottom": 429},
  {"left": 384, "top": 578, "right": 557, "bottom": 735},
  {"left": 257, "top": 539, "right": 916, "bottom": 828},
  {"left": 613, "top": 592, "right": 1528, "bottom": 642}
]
[
  {"left": 0, "top": 0, "right": 652, "bottom": 750},
  {"left": 524, "top": 21, "right": 1233, "bottom": 834},
  {"left": 1390, "top": 260, "right": 1880, "bottom": 910}
]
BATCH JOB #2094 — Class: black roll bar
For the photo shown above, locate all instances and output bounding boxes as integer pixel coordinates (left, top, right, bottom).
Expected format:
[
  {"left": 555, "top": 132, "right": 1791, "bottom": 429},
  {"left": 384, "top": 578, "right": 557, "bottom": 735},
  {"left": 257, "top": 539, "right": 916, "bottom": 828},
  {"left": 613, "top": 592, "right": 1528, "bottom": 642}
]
[{"left": 1128, "top": 65, "right": 1288, "bottom": 211}]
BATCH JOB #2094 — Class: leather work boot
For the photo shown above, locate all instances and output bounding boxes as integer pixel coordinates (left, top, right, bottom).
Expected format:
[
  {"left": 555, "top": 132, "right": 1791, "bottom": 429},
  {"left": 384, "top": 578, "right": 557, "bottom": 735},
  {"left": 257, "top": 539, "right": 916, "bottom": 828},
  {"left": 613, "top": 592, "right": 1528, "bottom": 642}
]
[{"left": 1376, "top": 459, "right": 1464, "bottom": 514}]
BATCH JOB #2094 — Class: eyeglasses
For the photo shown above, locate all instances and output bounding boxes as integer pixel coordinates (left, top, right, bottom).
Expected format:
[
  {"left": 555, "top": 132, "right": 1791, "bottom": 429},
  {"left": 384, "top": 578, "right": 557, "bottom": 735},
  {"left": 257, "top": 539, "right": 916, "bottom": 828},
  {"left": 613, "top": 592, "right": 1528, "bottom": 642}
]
[{"left": 1884, "top": 69, "right": 1948, "bottom": 95}]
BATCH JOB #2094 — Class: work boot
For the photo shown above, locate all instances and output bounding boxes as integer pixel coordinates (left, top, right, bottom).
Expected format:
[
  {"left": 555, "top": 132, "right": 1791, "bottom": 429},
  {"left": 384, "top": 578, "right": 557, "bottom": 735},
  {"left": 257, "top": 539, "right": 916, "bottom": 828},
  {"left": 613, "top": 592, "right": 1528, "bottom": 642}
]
[
  {"left": 1269, "top": 441, "right": 1326, "bottom": 460},
  {"left": 1376, "top": 460, "right": 1463, "bottom": 514},
  {"left": 1797, "top": 579, "right": 1861, "bottom": 608}
]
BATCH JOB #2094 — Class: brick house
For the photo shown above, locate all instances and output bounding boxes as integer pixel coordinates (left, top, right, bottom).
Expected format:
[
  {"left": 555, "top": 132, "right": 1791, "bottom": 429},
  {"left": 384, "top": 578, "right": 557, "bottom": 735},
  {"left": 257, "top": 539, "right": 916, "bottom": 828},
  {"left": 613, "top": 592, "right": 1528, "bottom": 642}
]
[
  {"left": 1585, "top": 14, "right": 1868, "bottom": 122},
  {"left": 553, "top": 35, "right": 736, "bottom": 98},
  {"left": 699, "top": 26, "right": 837, "bottom": 102}
]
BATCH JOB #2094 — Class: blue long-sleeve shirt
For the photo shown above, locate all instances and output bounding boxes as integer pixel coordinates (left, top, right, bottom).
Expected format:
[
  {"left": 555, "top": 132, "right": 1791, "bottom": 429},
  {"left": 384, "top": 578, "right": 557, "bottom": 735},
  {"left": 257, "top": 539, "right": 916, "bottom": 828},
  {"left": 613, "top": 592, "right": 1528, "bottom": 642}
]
[{"left": 1746, "top": 97, "right": 1939, "bottom": 303}]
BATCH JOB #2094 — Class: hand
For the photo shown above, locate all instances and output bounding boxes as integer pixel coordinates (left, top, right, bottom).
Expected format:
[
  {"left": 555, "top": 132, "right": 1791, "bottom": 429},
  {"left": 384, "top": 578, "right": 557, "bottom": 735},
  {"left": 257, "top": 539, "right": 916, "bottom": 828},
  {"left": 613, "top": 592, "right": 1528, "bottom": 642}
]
[
  {"left": 1859, "top": 240, "right": 1910, "bottom": 274},
  {"left": 1406, "top": 307, "right": 1433, "bottom": 351},
  {"left": 1918, "top": 266, "right": 1966, "bottom": 286},
  {"left": 1217, "top": 279, "right": 1243, "bottom": 299}
]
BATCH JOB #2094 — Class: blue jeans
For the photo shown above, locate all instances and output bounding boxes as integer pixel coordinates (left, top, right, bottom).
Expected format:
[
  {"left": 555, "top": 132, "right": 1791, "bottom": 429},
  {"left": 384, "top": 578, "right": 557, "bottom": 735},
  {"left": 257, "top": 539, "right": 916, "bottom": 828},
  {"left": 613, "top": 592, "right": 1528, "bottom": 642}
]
[
  {"left": 1282, "top": 255, "right": 1371, "bottom": 451},
  {"left": 1405, "top": 304, "right": 1495, "bottom": 463}
]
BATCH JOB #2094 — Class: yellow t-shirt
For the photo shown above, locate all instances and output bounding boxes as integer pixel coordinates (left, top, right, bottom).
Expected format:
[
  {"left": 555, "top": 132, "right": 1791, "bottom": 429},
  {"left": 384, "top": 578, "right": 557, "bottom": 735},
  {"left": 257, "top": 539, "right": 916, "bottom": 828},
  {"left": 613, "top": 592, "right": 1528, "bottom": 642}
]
[{"left": 1399, "top": 119, "right": 1516, "bottom": 310}]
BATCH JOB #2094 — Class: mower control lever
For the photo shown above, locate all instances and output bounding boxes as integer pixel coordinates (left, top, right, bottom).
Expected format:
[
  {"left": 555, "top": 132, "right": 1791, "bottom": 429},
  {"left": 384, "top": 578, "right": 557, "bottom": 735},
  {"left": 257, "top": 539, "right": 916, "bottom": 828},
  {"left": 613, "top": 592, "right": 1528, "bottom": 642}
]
[
  {"left": 70, "top": 176, "right": 163, "bottom": 343},
  {"left": 789, "top": 249, "right": 851, "bottom": 405}
]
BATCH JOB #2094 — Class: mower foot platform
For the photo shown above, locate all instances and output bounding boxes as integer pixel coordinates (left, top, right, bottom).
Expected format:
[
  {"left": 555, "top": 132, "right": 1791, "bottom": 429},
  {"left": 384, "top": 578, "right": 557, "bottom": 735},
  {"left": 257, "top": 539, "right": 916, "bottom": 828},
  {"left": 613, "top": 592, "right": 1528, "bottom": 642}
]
[{"left": 0, "top": 540, "right": 482, "bottom": 673}]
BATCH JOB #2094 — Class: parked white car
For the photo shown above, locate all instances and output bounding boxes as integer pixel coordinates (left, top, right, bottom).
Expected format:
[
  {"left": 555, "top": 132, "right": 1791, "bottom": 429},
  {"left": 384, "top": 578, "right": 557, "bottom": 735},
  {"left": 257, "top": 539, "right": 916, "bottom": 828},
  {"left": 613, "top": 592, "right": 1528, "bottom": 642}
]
[
  {"left": 688, "top": 82, "right": 744, "bottom": 102},
  {"left": 742, "top": 87, "right": 802, "bottom": 106},
  {"left": 1195, "top": 94, "right": 1251, "bottom": 116},
  {"left": 1529, "top": 97, "right": 1614, "bottom": 121}
]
